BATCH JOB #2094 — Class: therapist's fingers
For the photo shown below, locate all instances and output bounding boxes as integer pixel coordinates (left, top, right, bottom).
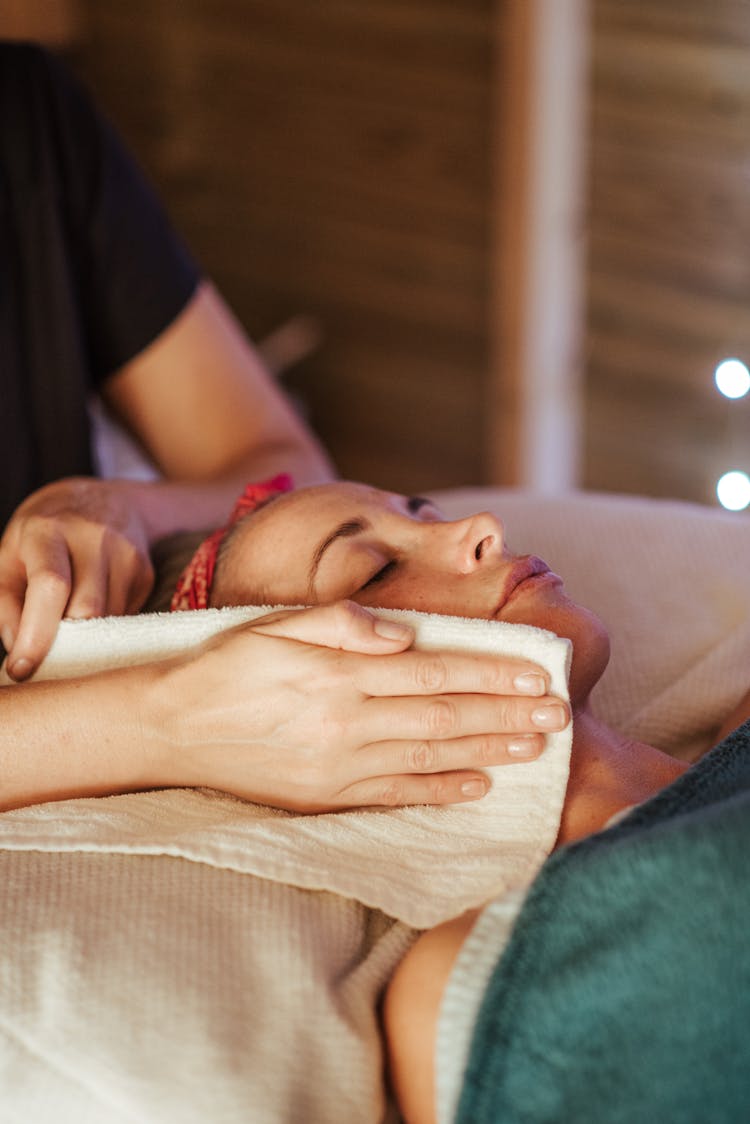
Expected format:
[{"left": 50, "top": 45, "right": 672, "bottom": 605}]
[
  {"left": 0, "top": 528, "right": 25, "bottom": 655},
  {"left": 123, "top": 550, "right": 155, "bottom": 615},
  {"left": 351, "top": 649, "right": 551, "bottom": 702},
  {"left": 357, "top": 731, "right": 545, "bottom": 780},
  {"left": 251, "top": 601, "right": 552, "bottom": 700},
  {"left": 350, "top": 646, "right": 550, "bottom": 700},
  {"left": 65, "top": 534, "right": 153, "bottom": 620},
  {"left": 3, "top": 530, "right": 73, "bottom": 680},
  {"left": 0, "top": 580, "right": 22, "bottom": 661},
  {"left": 339, "top": 768, "right": 494, "bottom": 808},
  {"left": 339, "top": 730, "right": 549, "bottom": 808},
  {"left": 250, "top": 600, "right": 416, "bottom": 654},
  {"left": 353, "top": 694, "right": 569, "bottom": 752},
  {"left": 2, "top": 536, "right": 154, "bottom": 680},
  {"left": 64, "top": 543, "right": 108, "bottom": 621}
]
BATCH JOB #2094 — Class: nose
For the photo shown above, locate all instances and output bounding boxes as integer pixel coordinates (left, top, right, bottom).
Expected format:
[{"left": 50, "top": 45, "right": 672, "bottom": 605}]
[{"left": 434, "top": 512, "right": 506, "bottom": 575}]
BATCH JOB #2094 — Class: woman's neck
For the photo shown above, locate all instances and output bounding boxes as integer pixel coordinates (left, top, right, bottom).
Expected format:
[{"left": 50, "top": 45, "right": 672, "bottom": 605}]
[{"left": 555, "top": 708, "right": 689, "bottom": 847}]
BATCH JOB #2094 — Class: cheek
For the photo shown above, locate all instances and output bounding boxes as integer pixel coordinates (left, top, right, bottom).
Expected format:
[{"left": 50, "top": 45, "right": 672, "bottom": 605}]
[
  {"left": 357, "top": 575, "right": 441, "bottom": 612},
  {"left": 357, "top": 572, "right": 493, "bottom": 618}
]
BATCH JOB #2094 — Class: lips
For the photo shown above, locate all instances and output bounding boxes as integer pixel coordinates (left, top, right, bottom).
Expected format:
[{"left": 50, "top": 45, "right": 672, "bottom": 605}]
[{"left": 497, "top": 555, "right": 552, "bottom": 612}]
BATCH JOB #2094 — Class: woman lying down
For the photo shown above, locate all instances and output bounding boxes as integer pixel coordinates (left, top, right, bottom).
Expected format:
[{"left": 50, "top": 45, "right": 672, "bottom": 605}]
[{"left": 162, "top": 475, "right": 750, "bottom": 1124}]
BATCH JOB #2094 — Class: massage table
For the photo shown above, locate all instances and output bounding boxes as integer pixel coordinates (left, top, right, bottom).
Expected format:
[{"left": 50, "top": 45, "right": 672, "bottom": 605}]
[{"left": 1, "top": 479, "right": 749, "bottom": 1122}]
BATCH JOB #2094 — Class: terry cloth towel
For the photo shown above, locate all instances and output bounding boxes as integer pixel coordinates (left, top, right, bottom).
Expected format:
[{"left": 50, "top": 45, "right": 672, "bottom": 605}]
[
  {"left": 453, "top": 719, "right": 750, "bottom": 1124},
  {"left": 0, "top": 606, "right": 571, "bottom": 930}
]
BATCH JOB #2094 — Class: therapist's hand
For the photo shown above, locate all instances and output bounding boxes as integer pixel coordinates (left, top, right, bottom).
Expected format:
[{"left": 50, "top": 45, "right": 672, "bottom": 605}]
[
  {"left": 0, "top": 477, "right": 154, "bottom": 680},
  {"left": 152, "top": 601, "right": 569, "bottom": 812}
]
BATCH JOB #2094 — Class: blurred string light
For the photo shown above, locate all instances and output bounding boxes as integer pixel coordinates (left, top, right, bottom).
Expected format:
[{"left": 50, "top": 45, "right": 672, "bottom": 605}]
[
  {"left": 714, "top": 358, "right": 750, "bottom": 399},
  {"left": 716, "top": 471, "right": 750, "bottom": 512},
  {"left": 714, "top": 358, "right": 749, "bottom": 511}
]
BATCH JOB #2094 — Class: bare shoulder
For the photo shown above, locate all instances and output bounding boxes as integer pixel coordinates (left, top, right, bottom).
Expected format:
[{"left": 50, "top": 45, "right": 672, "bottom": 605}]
[{"left": 382, "top": 910, "right": 480, "bottom": 1124}]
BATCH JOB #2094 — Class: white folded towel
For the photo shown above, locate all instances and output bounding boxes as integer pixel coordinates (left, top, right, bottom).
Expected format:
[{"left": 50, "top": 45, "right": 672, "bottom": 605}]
[{"left": 0, "top": 607, "right": 571, "bottom": 929}]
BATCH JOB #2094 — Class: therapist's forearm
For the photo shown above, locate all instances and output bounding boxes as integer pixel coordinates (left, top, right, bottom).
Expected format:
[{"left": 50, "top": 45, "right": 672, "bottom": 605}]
[
  {"left": 117, "top": 448, "right": 329, "bottom": 546},
  {"left": 0, "top": 666, "right": 168, "bottom": 811},
  {"left": 101, "top": 279, "right": 336, "bottom": 516}
]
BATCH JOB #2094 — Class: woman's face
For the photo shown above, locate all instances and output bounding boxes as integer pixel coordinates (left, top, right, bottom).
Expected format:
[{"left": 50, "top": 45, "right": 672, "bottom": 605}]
[{"left": 214, "top": 482, "right": 610, "bottom": 700}]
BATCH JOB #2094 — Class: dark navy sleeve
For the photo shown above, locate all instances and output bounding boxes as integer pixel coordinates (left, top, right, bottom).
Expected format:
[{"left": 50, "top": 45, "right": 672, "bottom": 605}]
[
  {"left": 45, "top": 47, "right": 200, "bottom": 381},
  {"left": 0, "top": 43, "right": 202, "bottom": 520},
  {"left": 7, "top": 43, "right": 201, "bottom": 385}
]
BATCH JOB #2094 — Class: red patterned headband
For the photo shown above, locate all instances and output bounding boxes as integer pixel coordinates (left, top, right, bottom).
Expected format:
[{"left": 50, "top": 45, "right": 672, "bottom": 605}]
[{"left": 170, "top": 473, "right": 294, "bottom": 611}]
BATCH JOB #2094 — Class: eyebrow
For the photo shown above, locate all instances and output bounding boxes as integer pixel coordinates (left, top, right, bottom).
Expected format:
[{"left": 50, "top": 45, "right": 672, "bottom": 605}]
[{"left": 307, "top": 517, "right": 371, "bottom": 596}]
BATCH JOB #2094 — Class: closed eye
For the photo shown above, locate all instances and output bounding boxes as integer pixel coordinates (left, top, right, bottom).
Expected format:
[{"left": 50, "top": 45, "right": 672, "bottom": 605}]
[
  {"left": 406, "top": 495, "right": 441, "bottom": 522},
  {"left": 362, "top": 560, "right": 397, "bottom": 589},
  {"left": 407, "top": 495, "right": 435, "bottom": 516}
]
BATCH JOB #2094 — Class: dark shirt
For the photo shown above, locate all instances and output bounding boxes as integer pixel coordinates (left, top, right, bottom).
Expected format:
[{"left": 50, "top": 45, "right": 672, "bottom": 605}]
[{"left": 0, "top": 43, "right": 200, "bottom": 530}]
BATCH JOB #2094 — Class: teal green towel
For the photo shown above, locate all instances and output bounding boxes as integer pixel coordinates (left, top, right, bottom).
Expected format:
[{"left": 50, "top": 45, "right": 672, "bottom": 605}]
[{"left": 457, "top": 720, "right": 750, "bottom": 1123}]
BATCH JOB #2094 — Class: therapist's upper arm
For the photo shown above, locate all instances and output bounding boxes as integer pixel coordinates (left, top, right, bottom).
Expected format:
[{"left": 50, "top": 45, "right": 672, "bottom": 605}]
[{"left": 101, "top": 280, "right": 333, "bottom": 484}]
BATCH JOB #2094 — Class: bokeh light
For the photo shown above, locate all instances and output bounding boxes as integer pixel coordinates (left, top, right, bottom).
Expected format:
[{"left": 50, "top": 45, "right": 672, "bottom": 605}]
[
  {"left": 714, "top": 358, "right": 750, "bottom": 399},
  {"left": 716, "top": 470, "right": 750, "bottom": 511}
]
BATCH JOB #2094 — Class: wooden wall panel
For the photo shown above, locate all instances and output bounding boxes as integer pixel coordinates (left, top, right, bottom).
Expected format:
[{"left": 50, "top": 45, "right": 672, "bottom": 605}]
[
  {"left": 15, "top": 1, "right": 748, "bottom": 502},
  {"left": 585, "top": 0, "right": 750, "bottom": 503},
  {"left": 73, "top": 1, "right": 495, "bottom": 492}
]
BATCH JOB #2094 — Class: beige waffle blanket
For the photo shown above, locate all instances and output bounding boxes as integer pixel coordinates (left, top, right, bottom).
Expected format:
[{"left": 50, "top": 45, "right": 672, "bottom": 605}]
[{"left": 0, "top": 606, "right": 571, "bottom": 1124}]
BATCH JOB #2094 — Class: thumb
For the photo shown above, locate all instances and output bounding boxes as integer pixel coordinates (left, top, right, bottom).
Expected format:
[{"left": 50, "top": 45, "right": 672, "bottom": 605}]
[{"left": 249, "top": 600, "right": 414, "bottom": 654}]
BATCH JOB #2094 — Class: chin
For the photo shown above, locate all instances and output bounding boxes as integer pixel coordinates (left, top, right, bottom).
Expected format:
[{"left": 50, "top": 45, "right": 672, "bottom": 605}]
[
  {"left": 498, "top": 586, "right": 611, "bottom": 707},
  {"left": 564, "top": 606, "right": 611, "bottom": 707}
]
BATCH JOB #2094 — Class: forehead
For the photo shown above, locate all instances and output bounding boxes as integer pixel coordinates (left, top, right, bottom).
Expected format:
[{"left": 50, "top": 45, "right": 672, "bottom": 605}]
[
  {"left": 236, "top": 481, "right": 393, "bottom": 552},
  {"left": 264, "top": 481, "right": 391, "bottom": 526},
  {"left": 224, "top": 482, "right": 398, "bottom": 598}
]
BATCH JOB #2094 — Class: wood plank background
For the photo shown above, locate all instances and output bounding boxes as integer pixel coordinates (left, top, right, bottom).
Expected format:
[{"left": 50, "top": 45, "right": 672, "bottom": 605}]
[
  {"left": 585, "top": 0, "right": 750, "bottom": 502},
  {"left": 71, "top": 0, "right": 497, "bottom": 493},
  {"left": 5, "top": 0, "right": 749, "bottom": 503}
]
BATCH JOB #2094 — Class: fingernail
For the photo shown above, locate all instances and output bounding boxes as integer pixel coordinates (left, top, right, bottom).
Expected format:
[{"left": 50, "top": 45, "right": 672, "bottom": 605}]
[
  {"left": 373, "top": 618, "right": 413, "bottom": 641},
  {"left": 531, "top": 704, "right": 568, "bottom": 730},
  {"left": 507, "top": 736, "right": 539, "bottom": 759},
  {"left": 514, "top": 672, "right": 546, "bottom": 696},
  {"left": 7, "top": 657, "right": 32, "bottom": 682},
  {"left": 461, "top": 778, "right": 489, "bottom": 798}
]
